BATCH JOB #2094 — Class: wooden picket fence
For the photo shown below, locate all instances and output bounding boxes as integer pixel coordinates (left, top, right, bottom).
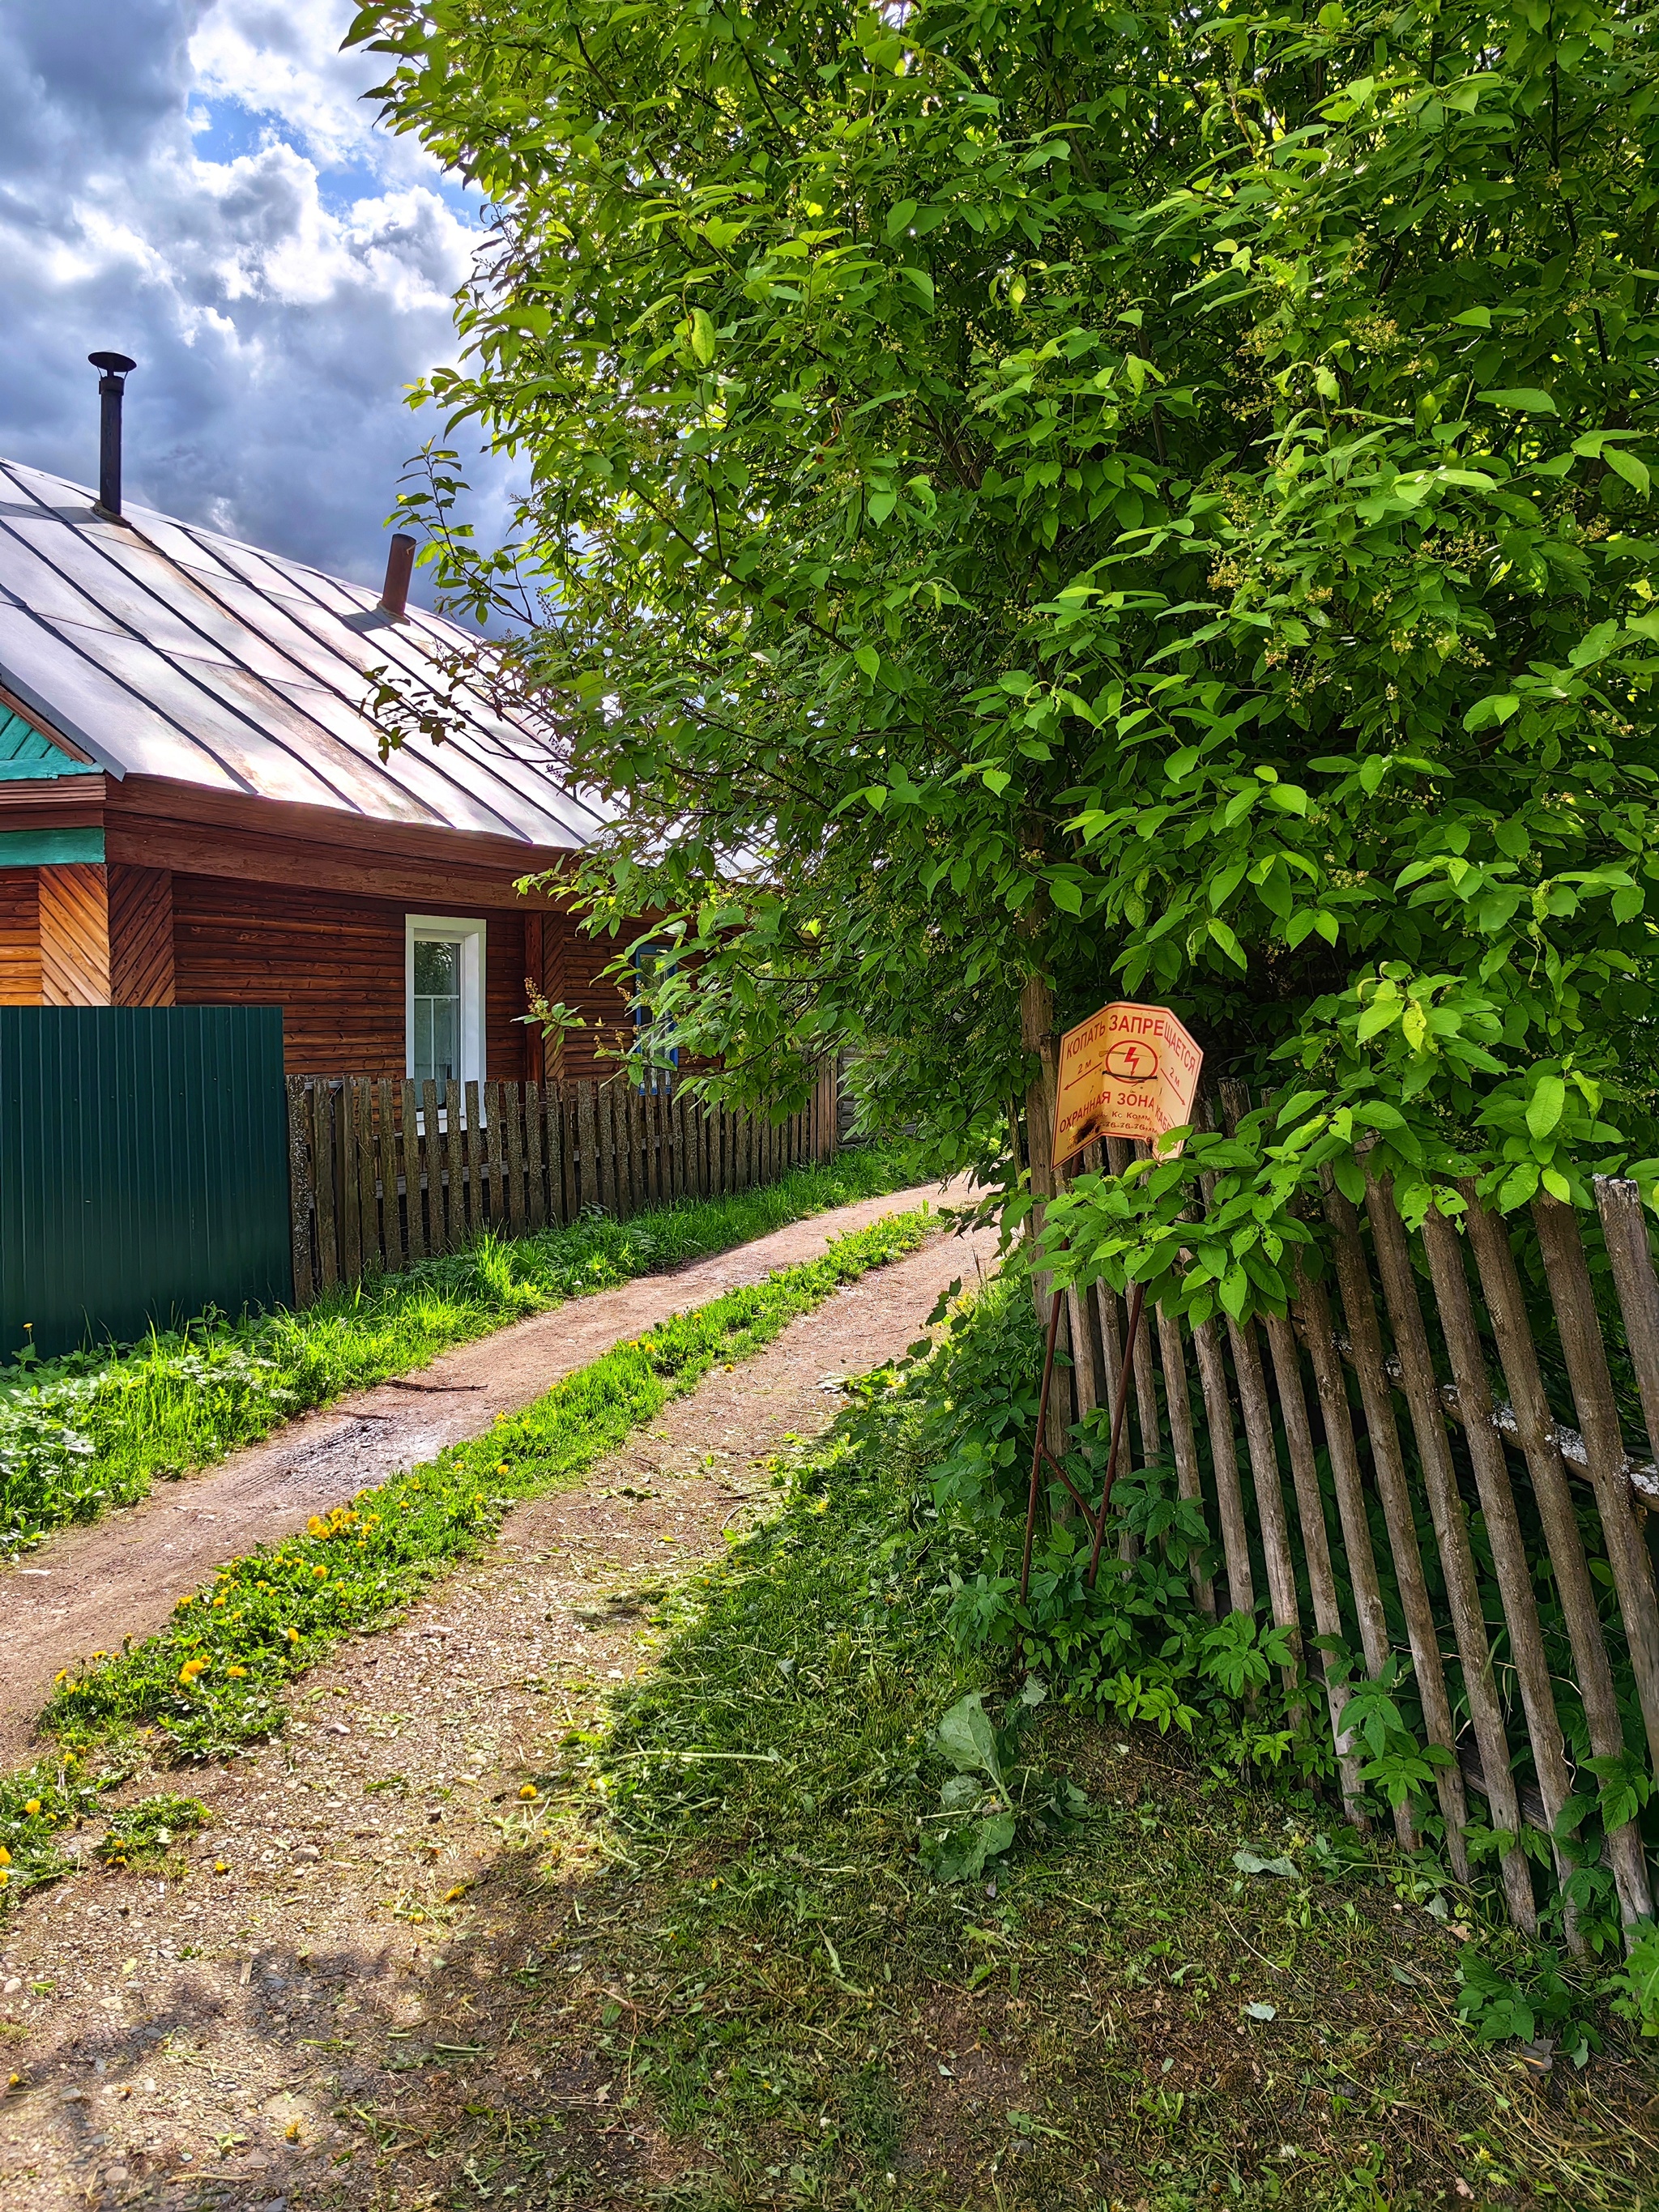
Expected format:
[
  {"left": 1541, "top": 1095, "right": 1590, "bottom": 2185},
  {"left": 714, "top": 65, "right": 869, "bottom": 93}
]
[
  {"left": 1041, "top": 1078, "right": 1659, "bottom": 1942},
  {"left": 285, "top": 1064, "right": 839, "bottom": 1306}
]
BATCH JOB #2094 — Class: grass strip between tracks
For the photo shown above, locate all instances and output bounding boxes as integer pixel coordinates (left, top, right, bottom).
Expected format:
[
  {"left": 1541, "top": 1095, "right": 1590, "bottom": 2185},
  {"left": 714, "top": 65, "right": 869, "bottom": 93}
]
[
  {"left": 0, "top": 1204, "right": 936, "bottom": 1905},
  {"left": 1, "top": 1145, "right": 915, "bottom": 1557}
]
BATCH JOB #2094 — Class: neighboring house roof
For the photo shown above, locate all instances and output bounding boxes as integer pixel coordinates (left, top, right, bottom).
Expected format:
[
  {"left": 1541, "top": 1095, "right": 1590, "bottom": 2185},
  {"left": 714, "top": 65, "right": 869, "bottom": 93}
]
[{"left": 0, "top": 456, "right": 603, "bottom": 850}]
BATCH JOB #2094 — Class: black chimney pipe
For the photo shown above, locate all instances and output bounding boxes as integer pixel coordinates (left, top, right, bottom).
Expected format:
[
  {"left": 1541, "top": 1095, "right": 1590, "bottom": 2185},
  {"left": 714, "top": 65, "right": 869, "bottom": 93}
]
[
  {"left": 379, "top": 531, "right": 416, "bottom": 620},
  {"left": 87, "top": 352, "right": 137, "bottom": 518}
]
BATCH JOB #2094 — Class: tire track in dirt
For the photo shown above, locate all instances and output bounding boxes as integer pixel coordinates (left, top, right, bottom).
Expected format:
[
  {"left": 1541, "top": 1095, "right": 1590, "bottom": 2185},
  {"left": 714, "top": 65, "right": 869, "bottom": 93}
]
[
  {"left": 0, "top": 1183, "right": 956, "bottom": 1767},
  {"left": 0, "top": 1214, "right": 1000, "bottom": 2212}
]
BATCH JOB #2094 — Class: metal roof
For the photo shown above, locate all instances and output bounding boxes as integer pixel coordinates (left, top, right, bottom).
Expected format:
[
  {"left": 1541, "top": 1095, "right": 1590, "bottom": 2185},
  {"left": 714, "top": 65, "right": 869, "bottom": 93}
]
[{"left": 0, "top": 457, "right": 604, "bottom": 849}]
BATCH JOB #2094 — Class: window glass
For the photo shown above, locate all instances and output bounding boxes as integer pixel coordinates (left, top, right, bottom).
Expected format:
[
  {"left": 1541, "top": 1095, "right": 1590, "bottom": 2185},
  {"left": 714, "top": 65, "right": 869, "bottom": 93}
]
[
  {"left": 413, "top": 937, "right": 463, "bottom": 1085},
  {"left": 634, "top": 943, "right": 678, "bottom": 1092}
]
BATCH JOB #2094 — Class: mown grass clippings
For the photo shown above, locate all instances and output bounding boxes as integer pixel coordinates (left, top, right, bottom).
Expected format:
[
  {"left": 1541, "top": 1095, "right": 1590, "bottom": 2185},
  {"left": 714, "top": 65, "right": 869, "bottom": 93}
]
[
  {"left": 30, "top": 1208, "right": 934, "bottom": 1795},
  {"left": 0, "top": 1144, "right": 916, "bottom": 1556},
  {"left": 403, "top": 1322, "right": 1659, "bottom": 2210}
]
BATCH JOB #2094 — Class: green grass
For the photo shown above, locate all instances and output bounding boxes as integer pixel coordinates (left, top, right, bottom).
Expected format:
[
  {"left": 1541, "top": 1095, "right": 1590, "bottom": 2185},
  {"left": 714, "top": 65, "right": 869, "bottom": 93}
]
[
  {"left": 380, "top": 1323, "right": 1659, "bottom": 2210},
  {"left": 0, "top": 1204, "right": 936, "bottom": 1907},
  {"left": 0, "top": 1144, "right": 916, "bottom": 1557}
]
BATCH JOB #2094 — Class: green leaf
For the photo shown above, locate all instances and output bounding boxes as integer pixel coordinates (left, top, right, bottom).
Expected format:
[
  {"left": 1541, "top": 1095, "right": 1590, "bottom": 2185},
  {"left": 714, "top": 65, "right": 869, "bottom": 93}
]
[
  {"left": 1207, "top": 918, "right": 1247, "bottom": 968},
  {"left": 687, "top": 307, "right": 716, "bottom": 365},
  {"left": 854, "top": 645, "right": 881, "bottom": 679},
  {"left": 936, "top": 1694, "right": 1006, "bottom": 1788},
  {"left": 1526, "top": 1076, "right": 1566, "bottom": 1140},
  {"left": 1477, "top": 388, "right": 1558, "bottom": 413},
  {"left": 1606, "top": 448, "right": 1652, "bottom": 498}
]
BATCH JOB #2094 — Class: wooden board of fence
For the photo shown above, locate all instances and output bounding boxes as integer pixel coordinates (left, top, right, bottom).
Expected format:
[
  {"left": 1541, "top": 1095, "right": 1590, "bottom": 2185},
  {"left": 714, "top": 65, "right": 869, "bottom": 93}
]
[
  {"left": 286, "top": 1072, "right": 836, "bottom": 1308},
  {"left": 1032, "top": 1082, "right": 1659, "bottom": 1946}
]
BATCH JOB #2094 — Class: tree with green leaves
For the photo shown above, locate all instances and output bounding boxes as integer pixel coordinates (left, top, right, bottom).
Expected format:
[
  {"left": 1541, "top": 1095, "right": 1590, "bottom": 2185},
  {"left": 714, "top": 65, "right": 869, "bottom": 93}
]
[{"left": 352, "top": 0, "right": 1659, "bottom": 1319}]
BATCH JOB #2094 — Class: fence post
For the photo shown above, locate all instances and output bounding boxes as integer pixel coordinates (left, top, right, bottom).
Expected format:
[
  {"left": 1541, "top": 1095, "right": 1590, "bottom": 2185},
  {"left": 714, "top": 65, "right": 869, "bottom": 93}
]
[
  {"left": 377, "top": 1077, "right": 403, "bottom": 1276},
  {"left": 1533, "top": 1196, "right": 1659, "bottom": 1809},
  {"left": 310, "top": 1081, "right": 338, "bottom": 1292},
  {"left": 1321, "top": 1177, "right": 1470, "bottom": 1876},
  {"left": 338, "top": 1080, "right": 362, "bottom": 1285},
  {"left": 1290, "top": 1251, "right": 1410, "bottom": 1848},
  {"left": 1213, "top": 1093, "right": 1303, "bottom": 1696},
  {"left": 1596, "top": 1175, "right": 1659, "bottom": 1464},
  {"left": 1466, "top": 1187, "right": 1657, "bottom": 1929},
  {"left": 401, "top": 1080, "right": 426, "bottom": 1262},
  {"left": 505, "top": 1084, "right": 527, "bottom": 1234},
  {"left": 482, "top": 1080, "right": 505, "bottom": 1228},
  {"left": 1420, "top": 1203, "right": 1585, "bottom": 1934},
  {"left": 524, "top": 1080, "right": 545, "bottom": 1232},
  {"left": 1154, "top": 1302, "right": 1214, "bottom": 1620},
  {"left": 1367, "top": 1175, "right": 1534, "bottom": 1928},
  {"left": 285, "top": 1076, "right": 314, "bottom": 1309}
]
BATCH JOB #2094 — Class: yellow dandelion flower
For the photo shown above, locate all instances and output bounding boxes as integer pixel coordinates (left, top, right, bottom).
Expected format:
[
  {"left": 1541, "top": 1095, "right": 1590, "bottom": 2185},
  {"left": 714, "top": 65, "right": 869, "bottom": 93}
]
[
  {"left": 0, "top": 1846, "right": 11, "bottom": 1866},
  {"left": 496, "top": 1462, "right": 510, "bottom": 1475},
  {"left": 443, "top": 1884, "right": 467, "bottom": 1903},
  {"left": 226, "top": 1664, "right": 248, "bottom": 1680},
  {"left": 23, "top": 1799, "right": 40, "bottom": 1817},
  {"left": 313, "top": 1565, "right": 328, "bottom": 1581},
  {"left": 285, "top": 1627, "right": 300, "bottom": 1643},
  {"left": 212, "top": 1595, "right": 227, "bottom": 1608},
  {"left": 213, "top": 1860, "right": 228, "bottom": 1875},
  {"left": 518, "top": 1784, "right": 539, "bottom": 1801},
  {"left": 0, "top": 1869, "right": 8, "bottom": 1887}
]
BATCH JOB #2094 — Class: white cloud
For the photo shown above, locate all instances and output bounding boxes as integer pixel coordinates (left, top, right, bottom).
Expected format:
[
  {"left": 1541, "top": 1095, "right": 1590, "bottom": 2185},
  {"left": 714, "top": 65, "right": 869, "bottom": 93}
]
[
  {"left": 0, "top": 0, "right": 514, "bottom": 597},
  {"left": 188, "top": 0, "right": 436, "bottom": 181}
]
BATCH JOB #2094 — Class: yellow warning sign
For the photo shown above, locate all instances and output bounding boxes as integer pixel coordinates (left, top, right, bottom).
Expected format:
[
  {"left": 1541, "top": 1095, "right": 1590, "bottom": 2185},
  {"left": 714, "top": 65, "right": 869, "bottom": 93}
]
[{"left": 1052, "top": 1001, "right": 1203, "bottom": 1169}]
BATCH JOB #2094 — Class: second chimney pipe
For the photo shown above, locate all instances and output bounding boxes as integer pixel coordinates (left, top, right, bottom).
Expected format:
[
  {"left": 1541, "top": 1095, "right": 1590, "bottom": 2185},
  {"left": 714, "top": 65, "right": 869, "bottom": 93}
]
[
  {"left": 87, "top": 352, "right": 138, "bottom": 519},
  {"left": 379, "top": 532, "right": 416, "bottom": 621}
]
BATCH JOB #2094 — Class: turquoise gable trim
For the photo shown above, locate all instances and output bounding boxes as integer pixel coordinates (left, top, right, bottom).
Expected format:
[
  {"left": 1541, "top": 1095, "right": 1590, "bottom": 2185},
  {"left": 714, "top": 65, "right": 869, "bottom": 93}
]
[
  {"left": 0, "top": 829, "right": 105, "bottom": 867},
  {"left": 0, "top": 706, "right": 96, "bottom": 779}
]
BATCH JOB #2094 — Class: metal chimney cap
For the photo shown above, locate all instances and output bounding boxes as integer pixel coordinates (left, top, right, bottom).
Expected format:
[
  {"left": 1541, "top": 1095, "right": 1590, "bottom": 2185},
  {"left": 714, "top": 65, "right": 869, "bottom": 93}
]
[{"left": 88, "top": 351, "right": 137, "bottom": 377}]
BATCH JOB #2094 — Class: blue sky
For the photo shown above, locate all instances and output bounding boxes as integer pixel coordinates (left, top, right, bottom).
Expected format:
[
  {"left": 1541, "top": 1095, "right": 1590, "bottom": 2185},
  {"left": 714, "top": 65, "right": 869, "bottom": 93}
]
[{"left": 0, "top": 0, "right": 514, "bottom": 601}]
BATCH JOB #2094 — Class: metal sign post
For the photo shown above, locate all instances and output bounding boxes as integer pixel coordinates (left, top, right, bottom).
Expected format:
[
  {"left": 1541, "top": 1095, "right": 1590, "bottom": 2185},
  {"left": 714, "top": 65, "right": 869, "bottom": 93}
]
[{"left": 1017, "top": 1003, "right": 1203, "bottom": 1603}]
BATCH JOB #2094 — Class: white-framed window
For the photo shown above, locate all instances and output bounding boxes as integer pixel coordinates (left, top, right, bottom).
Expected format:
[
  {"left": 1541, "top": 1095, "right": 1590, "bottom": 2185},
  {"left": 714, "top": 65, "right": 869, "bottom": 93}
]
[
  {"left": 633, "top": 941, "right": 679, "bottom": 1093},
  {"left": 406, "top": 914, "right": 485, "bottom": 1094}
]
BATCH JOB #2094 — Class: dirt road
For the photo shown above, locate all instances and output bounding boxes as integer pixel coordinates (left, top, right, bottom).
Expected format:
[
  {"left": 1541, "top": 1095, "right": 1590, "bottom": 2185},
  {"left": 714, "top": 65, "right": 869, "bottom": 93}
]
[
  {"left": 0, "top": 1212, "right": 999, "bottom": 2212},
  {"left": 0, "top": 1183, "right": 961, "bottom": 1770}
]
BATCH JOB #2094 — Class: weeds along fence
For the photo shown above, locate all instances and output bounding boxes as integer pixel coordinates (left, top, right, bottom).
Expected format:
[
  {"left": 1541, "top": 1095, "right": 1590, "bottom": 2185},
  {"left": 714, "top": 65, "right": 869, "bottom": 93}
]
[
  {"left": 285, "top": 1064, "right": 841, "bottom": 1306},
  {"left": 1031, "top": 1076, "right": 1659, "bottom": 1943}
]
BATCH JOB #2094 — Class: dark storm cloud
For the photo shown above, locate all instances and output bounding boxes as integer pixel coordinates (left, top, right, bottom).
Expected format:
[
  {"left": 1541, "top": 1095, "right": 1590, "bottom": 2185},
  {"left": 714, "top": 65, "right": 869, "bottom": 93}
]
[{"left": 0, "top": 0, "right": 514, "bottom": 596}]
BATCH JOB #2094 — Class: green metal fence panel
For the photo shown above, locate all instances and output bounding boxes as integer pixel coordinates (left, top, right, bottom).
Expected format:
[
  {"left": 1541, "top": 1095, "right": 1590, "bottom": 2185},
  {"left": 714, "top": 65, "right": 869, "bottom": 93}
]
[{"left": 0, "top": 1006, "right": 292, "bottom": 1358}]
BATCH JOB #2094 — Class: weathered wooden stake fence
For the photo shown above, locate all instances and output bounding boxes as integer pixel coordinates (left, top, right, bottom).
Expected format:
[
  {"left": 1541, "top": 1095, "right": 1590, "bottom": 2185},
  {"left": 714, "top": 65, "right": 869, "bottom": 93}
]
[
  {"left": 285, "top": 1063, "right": 839, "bottom": 1306},
  {"left": 1038, "top": 1079, "right": 1659, "bottom": 1942}
]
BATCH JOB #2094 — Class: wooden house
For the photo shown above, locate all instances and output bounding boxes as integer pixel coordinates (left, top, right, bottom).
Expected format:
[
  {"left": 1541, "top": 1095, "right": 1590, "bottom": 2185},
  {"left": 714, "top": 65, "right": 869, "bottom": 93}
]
[{"left": 0, "top": 450, "right": 629, "bottom": 1084}]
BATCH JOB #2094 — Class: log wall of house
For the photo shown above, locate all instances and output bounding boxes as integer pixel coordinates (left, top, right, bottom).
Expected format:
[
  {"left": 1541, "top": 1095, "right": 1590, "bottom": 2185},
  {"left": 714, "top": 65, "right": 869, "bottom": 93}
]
[
  {"left": 0, "top": 869, "right": 40, "bottom": 1004},
  {"left": 168, "top": 874, "right": 627, "bottom": 1079}
]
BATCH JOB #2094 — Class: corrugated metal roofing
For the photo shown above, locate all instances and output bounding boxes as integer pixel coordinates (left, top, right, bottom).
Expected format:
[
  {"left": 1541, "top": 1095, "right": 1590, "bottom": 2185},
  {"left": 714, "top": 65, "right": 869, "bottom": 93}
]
[{"left": 0, "top": 457, "right": 605, "bottom": 848}]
